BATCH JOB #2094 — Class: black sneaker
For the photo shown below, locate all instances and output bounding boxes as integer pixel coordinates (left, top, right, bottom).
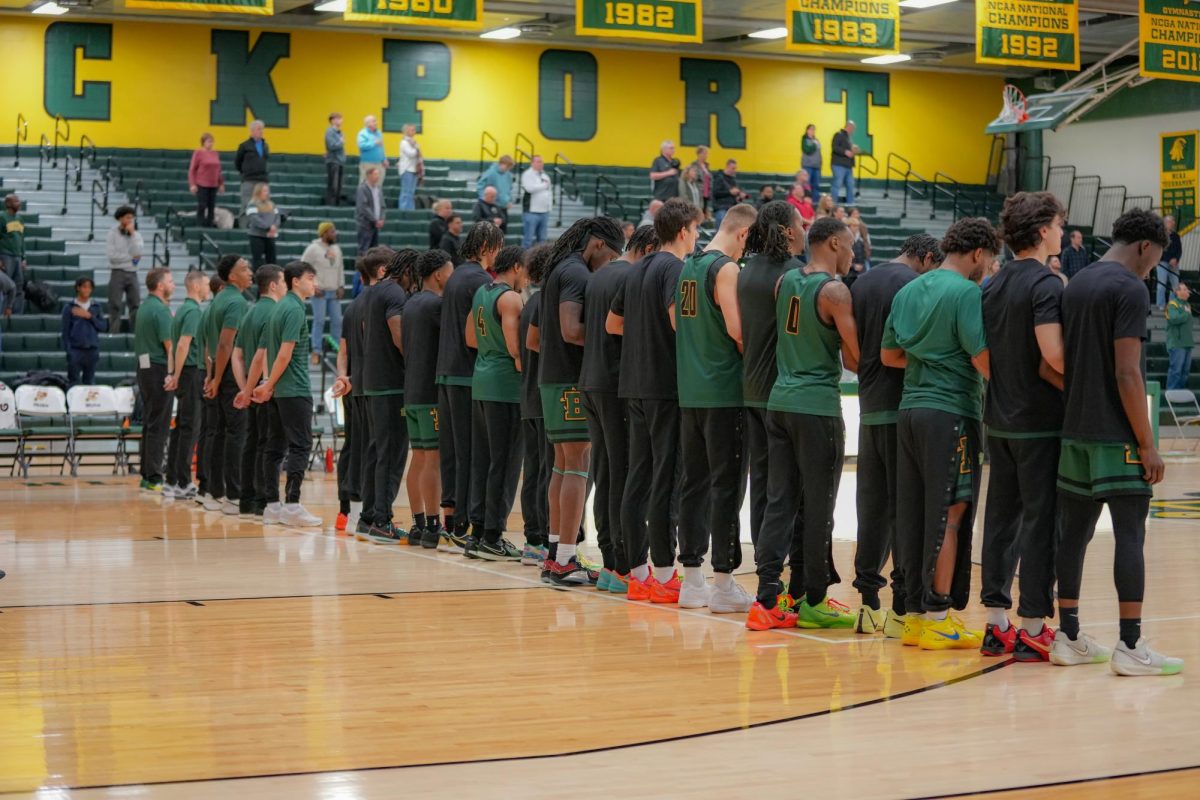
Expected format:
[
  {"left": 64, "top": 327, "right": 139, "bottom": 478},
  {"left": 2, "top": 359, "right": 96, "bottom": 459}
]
[
  {"left": 462, "top": 534, "right": 481, "bottom": 559},
  {"left": 420, "top": 523, "right": 442, "bottom": 549},
  {"left": 0, "top": 569, "right": 6, "bottom": 581},
  {"left": 367, "top": 522, "right": 407, "bottom": 545},
  {"left": 474, "top": 537, "right": 522, "bottom": 562},
  {"left": 442, "top": 525, "right": 470, "bottom": 552},
  {"left": 544, "top": 557, "right": 595, "bottom": 586},
  {"left": 406, "top": 525, "right": 426, "bottom": 547},
  {"left": 355, "top": 518, "right": 372, "bottom": 539}
]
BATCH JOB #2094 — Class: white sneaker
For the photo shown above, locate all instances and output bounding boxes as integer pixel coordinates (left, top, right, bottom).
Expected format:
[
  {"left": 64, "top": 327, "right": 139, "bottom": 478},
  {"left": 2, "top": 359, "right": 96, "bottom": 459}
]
[
  {"left": 281, "top": 503, "right": 322, "bottom": 528},
  {"left": 1049, "top": 631, "right": 1112, "bottom": 666},
  {"left": 221, "top": 500, "right": 239, "bottom": 516},
  {"left": 1111, "top": 638, "right": 1184, "bottom": 676},
  {"left": 161, "top": 485, "right": 177, "bottom": 501},
  {"left": 262, "top": 502, "right": 283, "bottom": 525},
  {"left": 178, "top": 483, "right": 198, "bottom": 500},
  {"left": 709, "top": 580, "right": 755, "bottom": 614},
  {"left": 202, "top": 495, "right": 223, "bottom": 512},
  {"left": 678, "top": 576, "right": 711, "bottom": 609}
]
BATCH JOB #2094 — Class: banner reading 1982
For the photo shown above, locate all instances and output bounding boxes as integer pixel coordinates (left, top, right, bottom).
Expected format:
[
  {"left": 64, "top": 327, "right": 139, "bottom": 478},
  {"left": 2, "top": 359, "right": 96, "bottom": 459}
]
[
  {"left": 1141, "top": 0, "right": 1200, "bottom": 83},
  {"left": 976, "top": 0, "right": 1080, "bottom": 70},
  {"left": 785, "top": 0, "right": 900, "bottom": 56},
  {"left": 575, "top": 0, "right": 702, "bottom": 43},
  {"left": 345, "top": 0, "right": 483, "bottom": 28},
  {"left": 125, "top": 0, "right": 271, "bottom": 13}
]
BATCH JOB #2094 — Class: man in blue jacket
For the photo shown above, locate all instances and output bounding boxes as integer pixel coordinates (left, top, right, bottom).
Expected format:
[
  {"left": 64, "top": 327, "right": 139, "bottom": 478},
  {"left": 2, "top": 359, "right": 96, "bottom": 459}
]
[{"left": 61, "top": 276, "right": 109, "bottom": 386}]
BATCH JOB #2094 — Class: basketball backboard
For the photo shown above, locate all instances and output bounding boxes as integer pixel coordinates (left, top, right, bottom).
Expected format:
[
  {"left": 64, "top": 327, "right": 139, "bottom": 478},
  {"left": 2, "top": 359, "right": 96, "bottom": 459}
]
[{"left": 985, "top": 88, "right": 1096, "bottom": 134}]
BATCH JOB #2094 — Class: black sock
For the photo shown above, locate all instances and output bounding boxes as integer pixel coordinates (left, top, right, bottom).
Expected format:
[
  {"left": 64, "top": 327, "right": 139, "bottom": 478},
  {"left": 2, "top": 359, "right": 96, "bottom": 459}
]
[
  {"left": 414, "top": 512, "right": 426, "bottom": 531},
  {"left": 428, "top": 515, "right": 441, "bottom": 531},
  {"left": 1119, "top": 618, "right": 1141, "bottom": 649},
  {"left": 484, "top": 527, "right": 501, "bottom": 544},
  {"left": 1060, "top": 606, "right": 1080, "bottom": 640},
  {"left": 806, "top": 589, "right": 825, "bottom": 608},
  {"left": 444, "top": 513, "right": 455, "bottom": 532},
  {"left": 339, "top": 499, "right": 350, "bottom": 514},
  {"left": 891, "top": 594, "right": 906, "bottom": 616},
  {"left": 861, "top": 591, "right": 881, "bottom": 611}
]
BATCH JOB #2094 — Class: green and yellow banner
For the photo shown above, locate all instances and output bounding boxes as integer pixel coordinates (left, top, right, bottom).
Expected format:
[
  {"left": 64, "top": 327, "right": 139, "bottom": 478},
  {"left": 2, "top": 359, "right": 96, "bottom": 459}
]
[
  {"left": 1162, "top": 131, "right": 1198, "bottom": 234},
  {"left": 345, "top": 0, "right": 484, "bottom": 28},
  {"left": 1140, "top": 0, "right": 1200, "bottom": 83},
  {"left": 125, "top": 0, "right": 272, "bottom": 13},
  {"left": 575, "top": 0, "right": 702, "bottom": 43},
  {"left": 976, "top": 0, "right": 1079, "bottom": 70},
  {"left": 785, "top": 0, "right": 900, "bottom": 56}
]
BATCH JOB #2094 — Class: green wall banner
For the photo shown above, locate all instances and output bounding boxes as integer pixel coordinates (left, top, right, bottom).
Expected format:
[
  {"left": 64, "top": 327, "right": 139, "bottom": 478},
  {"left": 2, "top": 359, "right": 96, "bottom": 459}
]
[
  {"left": 1161, "top": 130, "right": 1198, "bottom": 233},
  {"left": 575, "top": 0, "right": 702, "bottom": 43},
  {"left": 1141, "top": 0, "right": 1200, "bottom": 83},
  {"left": 785, "top": 0, "right": 900, "bottom": 57},
  {"left": 126, "top": 0, "right": 271, "bottom": 12},
  {"left": 976, "top": 0, "right": 1080, "bottom": 70},
  {"left": 346, "top": 0, "right": 483, "bottom": 28}
]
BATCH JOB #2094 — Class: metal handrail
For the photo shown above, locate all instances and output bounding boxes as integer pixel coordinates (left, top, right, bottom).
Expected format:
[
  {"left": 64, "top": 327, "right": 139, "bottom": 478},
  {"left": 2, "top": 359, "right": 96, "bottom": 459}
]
[
  {"left": 479, "top": 130, "right": 498, "bottom": 178},
  {"left": 37, "top": 133, "right": 50, "bottom": 190},
  {"left": 1046, "top": 165, "right": 1077, "bottom": 212},
  {"left": 197, "top": 231, "right": 222, "bottom": 271},
  {"left": 87, "top": 178, "right": 108, "bottom": 242},
  {"left": 76, "top": 134, "right": 96, "bottom": 191},
  {"left": 164, "top": 205, "right": 187, "bottom": 243},
  {"left": 882, "top": 152, "right": 913, "bottom": 199},
  {"left": 513, "top": 146, "right": 533, "bottom": 206},
  {"left": 931, "top": 171, "right": 976, "bottom": 220},
  {"left": 514, "top": 132, "right": 534, "bottom": 163},
  {"left": 151, "top": 231, "right": 171, "bottom": 267},
  {"left": 597, "top": 187, "right": 626, "bottom": 222},
  {"left": 13, "top": 113, "right": 27, "bottom": 168},
  {"left": 856, "top": 153, "right": 878, "bottom": 185},
  {"left": 553, "top": 152, "right": 579, "bottom": 227},
  {"left": 60, "top": 153, "right": 71, "bottom": 214},
  {"left": 130, "top": 179, "right": 151, "bottom": 215},
  {"left": 594, "top": 175, "right": 620, "bottom": 214},
  {"left": 52, "top": 114, "right": 69, "bottom": 168}
]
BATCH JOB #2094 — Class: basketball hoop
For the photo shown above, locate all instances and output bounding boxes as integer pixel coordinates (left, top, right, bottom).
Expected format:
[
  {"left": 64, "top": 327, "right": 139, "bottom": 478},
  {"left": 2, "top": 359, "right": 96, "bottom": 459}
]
[{"left": 999, "top": 84, "right": 1029, "bottom": 125}]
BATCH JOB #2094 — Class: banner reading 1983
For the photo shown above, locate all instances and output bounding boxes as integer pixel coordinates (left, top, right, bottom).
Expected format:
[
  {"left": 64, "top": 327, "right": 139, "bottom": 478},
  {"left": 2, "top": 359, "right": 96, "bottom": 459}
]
[
  {"left": 575, "top": 0, "right": 702, "bottom": 43},
  {"left": 1141, "top": 0, "right": 1200, "bottom": 83},
  {"left": 125, "top": 0, "right": 271, "bottom": 13},
  {"left": 976, "top": 0, "right": 1080, "bottom": 70},
  {"left": 345, "top": 0, "right": 483, "bottom": 28},
  {"left": 785, "top": 0, "right": 900, "bottom": 56}
]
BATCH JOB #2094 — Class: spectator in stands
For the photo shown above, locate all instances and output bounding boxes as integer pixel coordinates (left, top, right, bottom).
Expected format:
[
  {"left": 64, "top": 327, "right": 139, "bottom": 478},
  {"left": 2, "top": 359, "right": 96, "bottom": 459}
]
[
  {"left": 522, "top": 155, "right": 553, "bottom": 246},
  {"left": 357, "top": 115, "right": 387, "bottom": 186},
  {"left": 166, "top": 270, "right": 211, "bottom": 499},
  {"left": 188, "top": 133, "right": 224, "bottom": 229},
  {"left": 848, "top": 206, "right": 871, "bottom": 266},
  {"left": 356, "top": 167, "right": 385, "bottom": 255},
  {"left": 816, "top": 194, "right": 835, "bottom": 218},
  {"left": 787, "top": 183, "right": 815, "bottom": 224},
  {"left": 802, "top": 124, "right": 823, "bottom": 198},
  {"left": 245, "top": 183, "right": 281, "bottom": 269},
  {"left": 756, "top": 184, "right": 776, "bottom": 208},
  {"left": 61, "top": 276, "right": 108, "bottom": 386},
  {"left": 1166, "top": 283, "right": 1194, "bottom": 390},
  {"left": 398, "top": 124, "right": 422, "bottom": 210},
  {"left": 429, "top": 199, "right": 453, "bottom": 249},
  {"left": 1158, "top": 214, "right": 1184, "bottom": 307},
  {"left": 639, "top": 199, "right": 664, "bottom": 228},
  {"left": 687, "top": 145, "right": 713, "bottom": 213},
  {"left": 473, "top": 186, "right": 507, "bottom": 232},
  {"left": 1061, "top": 229, "right": 1089, "bottom": 279},
  {"left": 106, "top": 205, "right": 144, "bottom": 333},
  {"left": 0, "top": 194, "right": 25, "bottom": 315},
  {"left": 834, "top": 205, "right": 848, "bottom": 221},
  {"left": 830, "top": 120, "right": 859, "bottom": 206},
  {"left": 478, "top": 155, "right": 515, "bottom": 207},
  {"left": 324, "top": 112, "right": 345, "bottom": 206},
  {"left": 234, "top": 120, "right": 269, "bottom": 213},
  {"left": 650, "top": 140, "right": 681, "bottom": 201},
  {"left": 679, "top": 165, "right": 703, "bottom": 208},
  {"left": 622, "top": 221, "right": 636, "bottom": 244},
  {"left": 439, "top": 214, "right": 464, "bottom": 266},
  {"left": 795, "top": 169, "right": 812, "bottom": 195},
  {"left": 302, "top": 221, "right": 344, "bottom": 363},
  {"left": 846, "top": 215, "right": 866, "bottom": 288},
  {"left": 134, "top": 267, "right": 177, "bottom": 492},
  {"left": 712, "top": 159, "right": 749, "bottom": 229},
  {"left": 1048, "top": 255, "right": 1068, "bottom": 286}
]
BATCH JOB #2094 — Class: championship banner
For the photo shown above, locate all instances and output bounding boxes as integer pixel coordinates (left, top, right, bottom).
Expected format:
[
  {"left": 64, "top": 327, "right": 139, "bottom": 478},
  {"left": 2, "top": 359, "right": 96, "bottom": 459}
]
[
  {"left": 976, "top": 0, "right": 1080, "bottom": 70},
  {"left": 784, "top": 0, "right": 900, "bottom": 57},
  {"left": 1140, "top": 0, "right": 1200, "bottom": 83},
  {"left": 575, "top": 0, "right": 702, "bottom": 43},
  {"left": 125, "top": 0, "right": 272, "bottom": 13},
  {"left": 1161, "top": 131, "right": 1198, "bottom": 234},
  {"left": 345, "top": 0, "right": 484, "bottom": 28}
]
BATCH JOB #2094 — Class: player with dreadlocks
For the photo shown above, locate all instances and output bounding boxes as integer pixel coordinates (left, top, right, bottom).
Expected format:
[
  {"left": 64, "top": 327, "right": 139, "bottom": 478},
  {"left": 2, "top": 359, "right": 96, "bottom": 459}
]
[
  {"left": 359, "top": 248, "right": 418, "bottom": 543},
  {"left": 531, "top": 216, "right": 625, "bottom": 585},
  {"left": 518, "top": 243, "right": 556, "bottom": 566}
]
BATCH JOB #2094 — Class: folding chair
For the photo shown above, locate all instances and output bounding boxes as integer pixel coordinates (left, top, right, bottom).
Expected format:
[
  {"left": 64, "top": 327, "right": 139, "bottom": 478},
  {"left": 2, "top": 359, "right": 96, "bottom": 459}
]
[
  {"left": 1163, "top": 389, "right": 1200, "bottom": 451},
  {"left": 66, "top": 385, "right": 126, "bottom": 475},
  {"left": 13, "top": 384, "right": 72, "bottom": 477},
  {"left": 0, "top": 383, "right": 21, "bottom": 475},
  {"left": 114, "top": 385, "right": 140, "bottom": 474}
]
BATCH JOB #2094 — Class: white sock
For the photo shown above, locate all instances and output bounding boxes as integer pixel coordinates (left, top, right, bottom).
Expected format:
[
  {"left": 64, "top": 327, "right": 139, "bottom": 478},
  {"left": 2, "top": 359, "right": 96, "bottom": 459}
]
[
  {"left": 987, "top": 608, "right": 1009, "bottom": 630},
  {"left": 632, "top": 563, "right": 650, "bottom": 582},
  {"left": 926, "top": 610, "right": 948, "bottom": 622},
  {"left": 556, "top": 543, "right": 575, "bottom": 566},
  {"left": 284, "top": 503, "right": 299, "bottom": 511},
  {"left": 549, "top": 533, "right": 560, "bottom": 545},
  {"left": 682, "top": 566, "right": 704, "bottom": 585},
  {"left": 653, "top": 565, "right": 676, "bottom": 584},
  {"left": 1020, "top": 617, "right": 1044, "bottom": 635},
  {"left": 714, "top": 572, "right": 734, "bottom": 589}
]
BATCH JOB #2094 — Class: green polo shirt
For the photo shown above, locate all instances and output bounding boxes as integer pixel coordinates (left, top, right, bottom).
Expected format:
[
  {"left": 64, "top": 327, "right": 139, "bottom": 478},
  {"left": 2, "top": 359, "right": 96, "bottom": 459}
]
[
  {"left": 171, "top": 298, "right": 203, "bottom": 369},
  {"left": 205, "top": 285, "right": 248, "bottom": 359},
  {"left": 265, "top": 291, "right": 311, "bottom": 399},
  {"left": 235, "top": 296, "right": 278, "bottom": 372},
  {"left": 134, "top": 294, "right": 174, "bottom": 367}
]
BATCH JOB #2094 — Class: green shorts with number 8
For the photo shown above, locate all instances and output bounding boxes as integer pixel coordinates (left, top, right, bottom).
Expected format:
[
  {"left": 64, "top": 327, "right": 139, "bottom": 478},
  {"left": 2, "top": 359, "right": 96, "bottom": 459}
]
[
  {"left": 539, "top": 383, "right": 590, "bottom": 443},
  {"left": 405, "top": 404, "right": 440, "bottom": 451}
]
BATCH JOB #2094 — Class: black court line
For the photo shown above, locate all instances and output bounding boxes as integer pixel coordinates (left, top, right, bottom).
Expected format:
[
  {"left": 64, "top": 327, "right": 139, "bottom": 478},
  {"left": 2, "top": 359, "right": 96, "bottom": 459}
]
[
  {"left": 907, "top": 763, "right": 1200, "bottom": 799},
  {"left": 3, "top": 659, "right": 1015, "bottom": 794}
]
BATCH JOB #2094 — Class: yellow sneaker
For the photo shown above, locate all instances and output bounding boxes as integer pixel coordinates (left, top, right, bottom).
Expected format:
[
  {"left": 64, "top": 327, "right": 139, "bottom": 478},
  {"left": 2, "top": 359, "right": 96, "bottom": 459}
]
[
  {"left": 901, "top": 614, "right": 926, "bottom": 646},
  {"left": 919, "top": 615, "right": 984, "bottom": 651},
  {"left": 883, "top": 609, "right": 906, "bottom": 640},
  {"left": 855, "top": 605, "right": 885, "bottom": 634}
]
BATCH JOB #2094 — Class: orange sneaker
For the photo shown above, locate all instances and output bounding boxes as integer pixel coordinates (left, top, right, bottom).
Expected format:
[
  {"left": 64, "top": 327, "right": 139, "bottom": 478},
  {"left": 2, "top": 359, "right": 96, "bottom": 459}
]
[
  {"left": 1015, "top": 624, "right": 1057, "bottom": 663},
  {"left": 650, "top": 572, "right": 681, "bottom": 604},
  {"left": 746, "top": 600, "right": 799, "bottom": 631},
  {"left": 335, "top": 512, "right": 348, "bottom": 532},
  {"left": 627, "top": 575, "right": 653, "bottom": 602}
]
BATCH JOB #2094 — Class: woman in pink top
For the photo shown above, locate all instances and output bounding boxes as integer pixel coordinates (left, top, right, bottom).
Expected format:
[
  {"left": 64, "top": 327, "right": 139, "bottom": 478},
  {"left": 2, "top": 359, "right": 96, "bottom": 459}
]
[{"left": 188, "top": 133, "right": 224, "bottom": 228}]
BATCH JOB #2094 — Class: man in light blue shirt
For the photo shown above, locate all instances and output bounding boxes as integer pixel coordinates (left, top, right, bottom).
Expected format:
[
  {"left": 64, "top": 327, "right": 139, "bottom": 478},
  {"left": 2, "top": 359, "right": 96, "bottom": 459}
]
[
  {"left": 477, "top": 155, "right": 514, "bottom": 207},
  {"left": 357, "top": 115, "right": 387, "bottom": 186}
]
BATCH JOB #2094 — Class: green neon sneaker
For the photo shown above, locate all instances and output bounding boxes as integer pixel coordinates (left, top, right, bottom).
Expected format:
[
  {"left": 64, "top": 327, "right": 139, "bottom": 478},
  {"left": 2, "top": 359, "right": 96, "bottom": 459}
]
[{"left": 795, "top": 597, "right": 856, "bottom": 629}]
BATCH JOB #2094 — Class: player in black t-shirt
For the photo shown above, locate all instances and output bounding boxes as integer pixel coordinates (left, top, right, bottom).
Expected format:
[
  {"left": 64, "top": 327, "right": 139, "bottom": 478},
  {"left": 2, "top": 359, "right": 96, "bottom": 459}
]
[
  {"left": 980, "top": 192, "right": 1068, "bottom": 660},
  {"left": 1053, "top": 209, "right": 1182, "bottom": 676},
  {"left": 848, "top": 233, "right": 942, "bottom": 637},
  {"left": 518, "top": 244, "right": 555, "bottom": 566},
  {"left": 532, "top": 216, "right": 625, "bottom": 586}
]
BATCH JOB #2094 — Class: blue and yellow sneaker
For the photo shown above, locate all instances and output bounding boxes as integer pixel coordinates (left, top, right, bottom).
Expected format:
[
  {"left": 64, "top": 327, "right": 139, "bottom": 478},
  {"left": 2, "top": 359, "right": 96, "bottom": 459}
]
[{"left": 919, "top": 615, "right": 984, "bottom": 651}]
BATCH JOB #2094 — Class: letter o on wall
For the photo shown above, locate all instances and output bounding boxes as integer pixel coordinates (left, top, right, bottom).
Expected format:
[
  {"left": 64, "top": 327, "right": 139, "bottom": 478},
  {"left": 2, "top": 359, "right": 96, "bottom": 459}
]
[{"left": 538, "top": 50, "right": 598, "bottom": 142}]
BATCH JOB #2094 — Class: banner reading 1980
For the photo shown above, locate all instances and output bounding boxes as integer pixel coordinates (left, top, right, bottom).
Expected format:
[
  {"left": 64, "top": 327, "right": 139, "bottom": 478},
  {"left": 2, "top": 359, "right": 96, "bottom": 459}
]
[
  {"left": 125, "top": 0, "right": 271, "bottom": 13},
  {"left": 575, "top": 0, "right": 702, "bottom": 43},
  {"left": 1141, "top": 0, "right": 1200, "bottom": 83},
  {"left": 345, "top": 0, "right": 483, "bottom": 28},
  {"left": 785, "top": 0, "right": 900, "bottom": 56},
  {"left": 976, "top": 0, "right": 1080, "bottom": 70}
]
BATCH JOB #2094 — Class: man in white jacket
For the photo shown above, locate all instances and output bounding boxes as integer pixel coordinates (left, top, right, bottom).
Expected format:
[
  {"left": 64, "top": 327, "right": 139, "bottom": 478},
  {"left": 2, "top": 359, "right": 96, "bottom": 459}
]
[
  {"left": 521, "top": 155, "right": 553, "bottom": 247},
  {"left": 398, "top": 124, "right": 421, "bottom": 211},
  {"left": 106, "top": 205, "right": 145, "bottom": 332}
]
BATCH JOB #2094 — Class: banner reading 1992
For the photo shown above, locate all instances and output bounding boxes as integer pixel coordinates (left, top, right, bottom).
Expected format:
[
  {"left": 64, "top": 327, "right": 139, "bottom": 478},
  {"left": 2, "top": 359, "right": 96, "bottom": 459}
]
[
  {"left": 785, "top": 0, "right": 900, "bottom": 56},
  {"left": 1141, "top": 0, "right": 1200, "bottom": 83},
  {"left": 345, "top": 0, "right": 483, "bottom": 28},
  {"left": 575, "top": 0, "right": 702, "bottom": 43},
  {"left": 976, "top": 0, "right": 1080, "bottom": 70},
  {"left": 125, "top": 0, "right": 271, "bottom": 13}
]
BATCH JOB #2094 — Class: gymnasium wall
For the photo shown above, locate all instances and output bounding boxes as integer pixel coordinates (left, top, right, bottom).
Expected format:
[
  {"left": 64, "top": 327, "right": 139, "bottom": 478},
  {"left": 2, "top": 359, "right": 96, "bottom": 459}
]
[{"left": 0, "top": 16, "right": 1003, "bottom": 180}]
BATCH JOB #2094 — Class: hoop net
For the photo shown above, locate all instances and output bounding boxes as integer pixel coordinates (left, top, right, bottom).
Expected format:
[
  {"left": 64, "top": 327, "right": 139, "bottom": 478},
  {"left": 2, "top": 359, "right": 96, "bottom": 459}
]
[{"left": 999, "top": 84, "right": 1029, "bottom": 125}]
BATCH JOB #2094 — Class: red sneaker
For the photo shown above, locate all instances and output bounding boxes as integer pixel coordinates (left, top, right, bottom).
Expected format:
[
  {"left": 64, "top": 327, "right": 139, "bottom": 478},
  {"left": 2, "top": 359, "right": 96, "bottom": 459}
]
[
  {"left": 627, "top": 575, "right": 652, "bottom": 602},
  {"left": 335, "top": 512, "right": 348, "bottom": 532},
  {"left": 746, "top": 600, "right": 799, "bottom": 631},
  {"left": 980, "top": 622, "right": 1018, "bottom": 656},
  {"left": 1014, "top": 624, "right": 1056, "bottom": 662},
  {"left": 649, "top": 572, "right": 681, "bottom": 604}
]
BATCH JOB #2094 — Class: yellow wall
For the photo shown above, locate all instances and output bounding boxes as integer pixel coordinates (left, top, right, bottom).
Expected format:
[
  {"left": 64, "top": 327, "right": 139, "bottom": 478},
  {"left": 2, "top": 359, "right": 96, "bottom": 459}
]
[{"left": 0, "top": 16, "right": 1002, "bottom": 180}]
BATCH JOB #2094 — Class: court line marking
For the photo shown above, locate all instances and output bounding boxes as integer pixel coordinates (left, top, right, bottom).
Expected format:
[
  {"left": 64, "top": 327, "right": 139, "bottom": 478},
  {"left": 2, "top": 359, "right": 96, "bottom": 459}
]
[{"left": 906, "top": 763, "right": 1200, "bottom": 800}]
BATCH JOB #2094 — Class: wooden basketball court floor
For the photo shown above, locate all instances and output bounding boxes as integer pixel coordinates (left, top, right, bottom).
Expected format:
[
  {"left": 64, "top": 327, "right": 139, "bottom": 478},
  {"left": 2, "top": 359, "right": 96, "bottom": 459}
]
[{"left": 1, "top": 454, "right": 1199, "bottom": 799}]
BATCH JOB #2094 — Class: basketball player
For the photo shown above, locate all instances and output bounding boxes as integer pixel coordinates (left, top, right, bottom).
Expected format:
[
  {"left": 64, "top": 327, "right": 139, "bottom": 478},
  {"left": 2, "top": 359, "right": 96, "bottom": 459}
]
[
  {"left": 881, "top": 218, "right": 997, "bottom": 650},
  {"left": 608, "top": 199, "right": 699, "bottom": 601},
  {"left": 1051, "top": 209, "right": 1182, "bottom": 676},
  {"left": 580, "top": 225, "right": 659, "bottom": 592},
  {"left": 675, "top": 204, "right": 757, "bottom": 612},
  {"left": 518, "top": 244, "right": 555, "bottom": 566},
  {"left": 331, "top": 253, "right": 375, "bottom": 533},
  {"left": 437, "top": 222, "right": 505, "bottom": 547},
  {"left": 534, "top": 216, "right": 625, "bottom": 585},
  {"left": 849, "top": 233, "right": 943, "bottom": 636},
  {"left": 165, "top": 270, "right": 211, "bottom": 500},
  {"left": 202, "top": 254, "right": 252, "bottom": 514},
  {"left": 464, "top": 245, "right": 527, "bottom": 560},
  {"left": 133, "top": 267, "right": 176, "bottom": 493},
  {"left": 194, "top": 274, "right": 224, "bottom": 507},
  {"left": 979, "top": 192, "right": 1067, "bottom": 660},
  {"left": 748, "top": 217, "right": 858, "bottom": 631}
]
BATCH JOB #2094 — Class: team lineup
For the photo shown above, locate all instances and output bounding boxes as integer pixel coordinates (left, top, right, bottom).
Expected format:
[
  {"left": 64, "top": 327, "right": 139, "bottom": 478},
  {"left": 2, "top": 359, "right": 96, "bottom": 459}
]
[{"left": 171, "top": 191, "right": 1182, "bottom": 676}]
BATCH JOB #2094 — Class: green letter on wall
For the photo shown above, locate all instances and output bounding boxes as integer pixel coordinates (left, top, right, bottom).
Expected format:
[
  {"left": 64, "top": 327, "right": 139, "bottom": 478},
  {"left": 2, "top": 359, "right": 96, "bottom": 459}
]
[
  {"left": 382, "top": 40, "right": 451, "bottom": 133},
  {"left": 679, "top": 58, "right": 745, "bottom": 149},
  {"left": 210, "top": 29, "right": 290, "bottom": 128},
  {"left": 44, "top": 22, "right": 112, "bottom": 121},
  {"left": 539, "top": 50, "right": 598, "bottom": 142},
  {"left": 823, "top": 69, "right": 890, "bottom": 155}
]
